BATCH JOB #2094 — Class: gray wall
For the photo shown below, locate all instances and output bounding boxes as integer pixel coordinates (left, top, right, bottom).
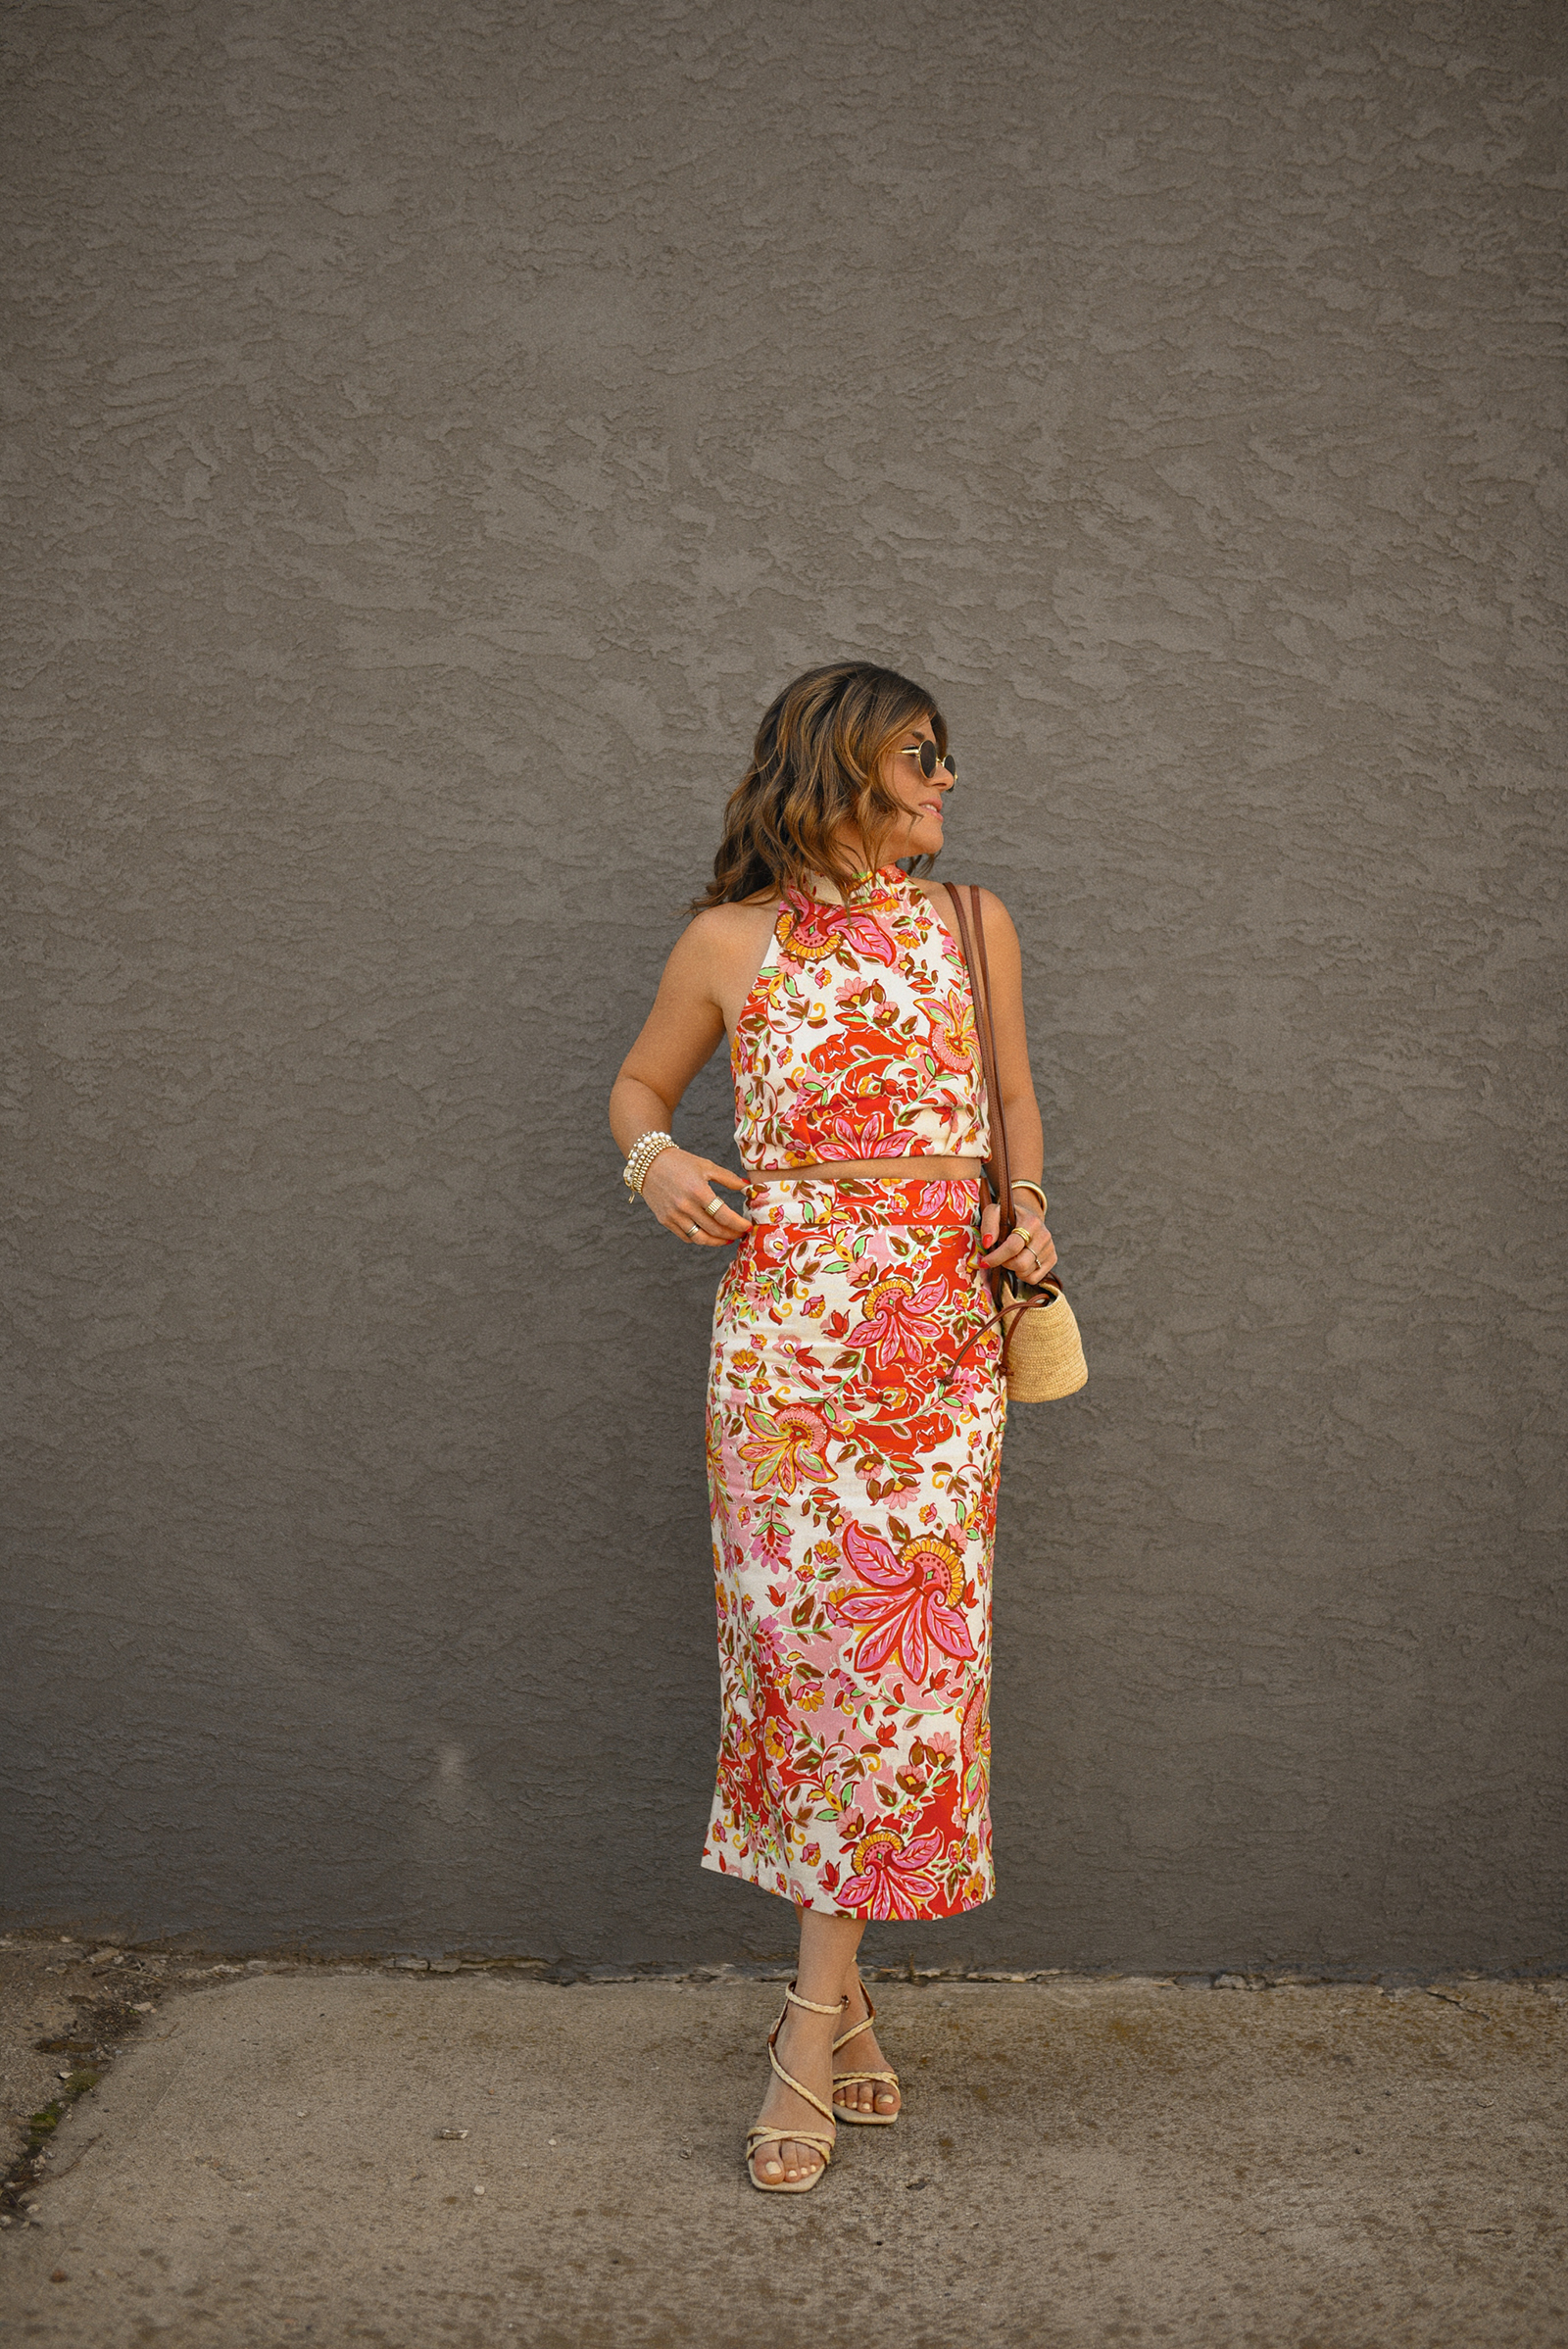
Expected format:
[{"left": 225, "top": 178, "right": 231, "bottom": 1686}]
[{"left": 4, "top": 0, "right": 1563, "bottom": 1973}]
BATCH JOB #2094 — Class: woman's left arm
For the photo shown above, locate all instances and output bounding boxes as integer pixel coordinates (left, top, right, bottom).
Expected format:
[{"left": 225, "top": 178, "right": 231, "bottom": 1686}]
[{"left": 970, "top": 890, "right": 1058, "bottom": 1284}]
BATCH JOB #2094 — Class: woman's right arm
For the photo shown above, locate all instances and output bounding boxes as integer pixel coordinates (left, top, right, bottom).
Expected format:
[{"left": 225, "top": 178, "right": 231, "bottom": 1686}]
[{"left": 610, "top": 917, "right": 755, "bottom": 1248}]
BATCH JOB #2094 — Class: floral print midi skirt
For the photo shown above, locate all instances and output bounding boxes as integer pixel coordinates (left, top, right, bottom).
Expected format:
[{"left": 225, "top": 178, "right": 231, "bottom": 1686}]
[{"left": 701, "top": 1176, "right": 1005, "bottom": 1919}]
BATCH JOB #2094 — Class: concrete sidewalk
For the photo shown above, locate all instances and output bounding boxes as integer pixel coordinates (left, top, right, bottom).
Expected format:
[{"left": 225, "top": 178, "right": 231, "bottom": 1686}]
[{"left": 1, "top": 1959, "right": 1563, "bottom": 2347}]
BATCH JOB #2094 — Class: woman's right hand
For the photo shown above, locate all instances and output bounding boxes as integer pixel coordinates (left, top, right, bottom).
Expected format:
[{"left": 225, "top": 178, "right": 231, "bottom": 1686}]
[{"left": 638, "top": 1148, "right": 755, "bottom": 1247}]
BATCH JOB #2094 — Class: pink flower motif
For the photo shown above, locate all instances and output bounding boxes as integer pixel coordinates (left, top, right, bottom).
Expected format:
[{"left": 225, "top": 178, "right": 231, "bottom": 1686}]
[
  {"left": 942, "top": 1359, "right": 988, "bottom": 1413},
  {"left": 837, "top": 1824, "right": 946, "bottom": 1920},
  {"left": 779, "top": 887, "right": 899, "bottom": 968},
  {"left": 746, "top": 1524, "right": 789, "bottom": 1567},
  {"left": 852, "top": 1228, "right": 902, "bottom": 1275},
  {"left": 829, "top": 1520, "right": 977, "bottom": 1684},
  {"left": 844, "top": 1272, "right": 949, "bottom": 1372},
  {"left": 916, "top": 1178, "right": 979, "bottom": 1219},
  {"left": 813, "top": 1102, "right": 909, "bottom": 1158}
]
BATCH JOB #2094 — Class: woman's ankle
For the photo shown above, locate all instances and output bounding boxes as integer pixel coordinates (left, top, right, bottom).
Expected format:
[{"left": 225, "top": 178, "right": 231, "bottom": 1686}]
[
  {"left": 788, "top": 1975, "right": 848, "bottom": 2017},
  {"left": 779, "top": 1998, "right": 841, "bottom": 2040}
]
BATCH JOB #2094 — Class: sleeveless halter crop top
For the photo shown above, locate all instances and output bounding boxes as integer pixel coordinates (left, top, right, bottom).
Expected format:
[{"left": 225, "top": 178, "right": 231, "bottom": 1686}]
[{"left": 731, "top": 864, "right": 990, "bottom": 1172}]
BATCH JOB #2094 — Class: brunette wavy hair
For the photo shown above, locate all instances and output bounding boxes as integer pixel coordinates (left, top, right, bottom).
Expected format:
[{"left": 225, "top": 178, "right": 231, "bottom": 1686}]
[{"left": 689, "top": 661, "right": 948, "bottom": 913}]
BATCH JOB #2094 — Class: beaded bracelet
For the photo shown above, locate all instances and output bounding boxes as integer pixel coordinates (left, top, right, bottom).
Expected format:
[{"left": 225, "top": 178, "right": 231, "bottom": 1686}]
[{"left": 623, "top": 1129, "right": 675, "bottom": 1199}]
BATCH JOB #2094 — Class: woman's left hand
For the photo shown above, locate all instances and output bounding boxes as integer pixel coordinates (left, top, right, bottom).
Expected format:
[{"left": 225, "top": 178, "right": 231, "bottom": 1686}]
[{"left": 979, "top": 1201, "right": 1057, "bottom": 1285}]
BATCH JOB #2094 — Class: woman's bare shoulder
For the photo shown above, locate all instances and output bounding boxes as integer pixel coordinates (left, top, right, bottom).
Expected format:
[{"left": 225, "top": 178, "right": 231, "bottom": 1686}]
[
  {"left": 913, "top": 877, "right": 1015, "bottom": 930},
  {"left": 686, "top": 894, "right": 781, "bottom": 940},
  {"left": 676, "top": 895, "right": 782, "bottom": 976}
]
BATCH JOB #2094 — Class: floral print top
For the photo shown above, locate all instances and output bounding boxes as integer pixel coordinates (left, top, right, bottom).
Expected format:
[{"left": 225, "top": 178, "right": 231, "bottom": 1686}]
[{"left": 732, "top": 864, "right": 989, "bottom": 1170}]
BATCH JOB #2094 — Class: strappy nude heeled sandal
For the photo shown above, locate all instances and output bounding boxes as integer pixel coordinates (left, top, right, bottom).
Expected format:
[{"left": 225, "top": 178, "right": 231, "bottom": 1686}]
[
  {"left": 832, "top": 1980, "right": 901, "bottom": 2125},
  {"left": 745, "top": 1982, "right": 846, "bottom": 2193}
]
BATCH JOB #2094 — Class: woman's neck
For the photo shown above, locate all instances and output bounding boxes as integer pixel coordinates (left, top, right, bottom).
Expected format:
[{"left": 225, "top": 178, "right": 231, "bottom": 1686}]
[{"left": 807, "top": 858, "right": 903, "bottom": 905}]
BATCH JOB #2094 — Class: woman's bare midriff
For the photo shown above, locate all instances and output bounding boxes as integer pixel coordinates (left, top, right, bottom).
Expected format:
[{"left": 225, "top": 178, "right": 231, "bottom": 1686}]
[{"left": 744, "top": 1155, "right": 984, "bottom": 1185}]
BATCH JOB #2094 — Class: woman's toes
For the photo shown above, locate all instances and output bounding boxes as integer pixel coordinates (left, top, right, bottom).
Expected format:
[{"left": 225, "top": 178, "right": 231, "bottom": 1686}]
[{"left": 754, "top": 2137, "right": 814, "bottom": 2183}]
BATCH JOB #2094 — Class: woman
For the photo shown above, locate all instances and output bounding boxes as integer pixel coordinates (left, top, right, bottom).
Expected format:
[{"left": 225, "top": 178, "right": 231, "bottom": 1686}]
[{"left": 609, "top": 662, "right": 1055, "bottom": 2193}]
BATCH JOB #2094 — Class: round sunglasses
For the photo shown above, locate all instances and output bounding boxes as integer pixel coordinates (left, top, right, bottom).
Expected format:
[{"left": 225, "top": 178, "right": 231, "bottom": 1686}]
[{"left": 900, "top": 741, "right": 958, "bottom": 781}]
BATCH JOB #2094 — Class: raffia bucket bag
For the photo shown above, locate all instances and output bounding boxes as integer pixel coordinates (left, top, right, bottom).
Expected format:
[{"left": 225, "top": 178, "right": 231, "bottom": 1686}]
[{"left": 948, "top": 884, "right": 1088, "bottom": 1403}]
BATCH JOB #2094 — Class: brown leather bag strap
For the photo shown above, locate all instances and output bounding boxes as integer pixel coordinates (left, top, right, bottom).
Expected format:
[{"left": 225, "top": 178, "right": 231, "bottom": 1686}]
[
  {"left": 947, "top": 884, "right": 1013, "bottom": 1242},
  {"left": 943, "top": 879, "right": 1066, "bottom": 1383},
  {"left": 946, "top": 882, "right": 1027, "bottom": 1376}
]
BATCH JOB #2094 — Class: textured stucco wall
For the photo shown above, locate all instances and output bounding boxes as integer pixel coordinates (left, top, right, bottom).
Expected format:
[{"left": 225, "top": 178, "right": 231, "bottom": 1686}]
[{"left": 4, "top": 0, "right": 1564, "bottom": 1971}]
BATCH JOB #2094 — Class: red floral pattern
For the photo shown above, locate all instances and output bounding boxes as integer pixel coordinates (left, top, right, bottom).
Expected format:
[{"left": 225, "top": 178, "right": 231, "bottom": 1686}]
[
  {"left": 733, "top": 864, "right": 989, "bottom": 1170},
  {"left": 830, "top": 1520, "right": 978, "bottom": 1683},
  {"left": 702, "top": 868, "right": 1004, "bottom": 1920},
  {"left": 836, "top": 1823, "right": 948, "bottom": 1920}
]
